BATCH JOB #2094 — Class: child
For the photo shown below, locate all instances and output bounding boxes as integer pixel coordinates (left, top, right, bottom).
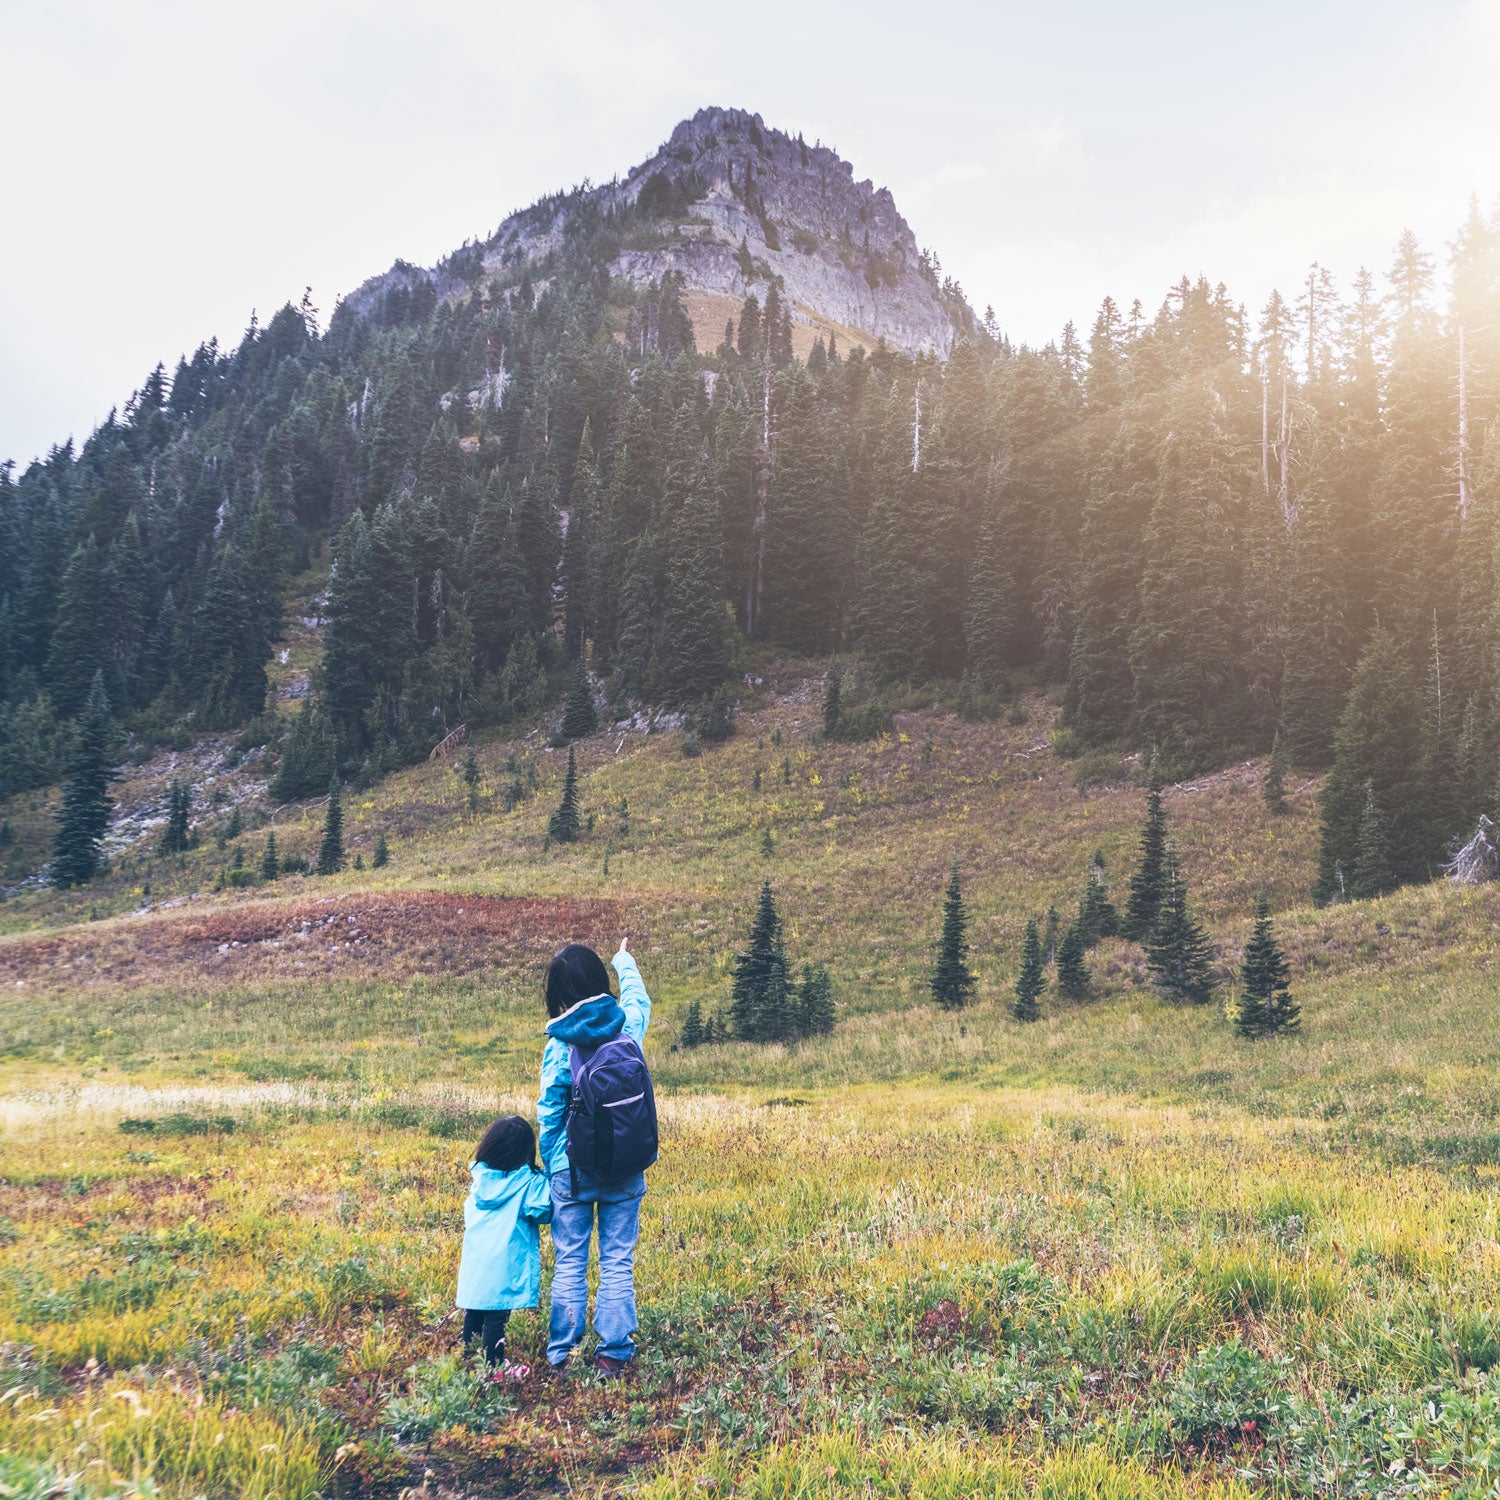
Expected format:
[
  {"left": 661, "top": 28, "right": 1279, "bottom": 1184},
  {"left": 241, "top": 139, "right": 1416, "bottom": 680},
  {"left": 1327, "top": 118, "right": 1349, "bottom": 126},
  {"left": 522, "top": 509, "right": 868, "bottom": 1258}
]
[{"left": 455, "top": 1115, "right": 553, "bottom": 1366}]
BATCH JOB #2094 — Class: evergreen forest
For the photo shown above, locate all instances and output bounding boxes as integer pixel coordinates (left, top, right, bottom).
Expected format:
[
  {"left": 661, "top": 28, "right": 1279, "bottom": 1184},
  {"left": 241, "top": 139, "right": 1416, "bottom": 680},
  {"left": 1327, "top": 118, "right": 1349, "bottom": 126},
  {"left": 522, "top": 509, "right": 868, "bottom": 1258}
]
[{"left": 5, "top": 171, "right": 1500, "bottom": 902}]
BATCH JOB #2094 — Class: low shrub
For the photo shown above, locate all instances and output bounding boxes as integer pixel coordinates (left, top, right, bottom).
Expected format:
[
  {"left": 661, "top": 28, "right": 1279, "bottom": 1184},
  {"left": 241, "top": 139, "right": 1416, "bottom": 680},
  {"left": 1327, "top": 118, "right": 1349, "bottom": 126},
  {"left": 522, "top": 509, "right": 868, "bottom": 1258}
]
[
  {"left": 1168, "top": 1339, "right": 1280, "bottom": 1446},
  {"left": 383, "top": 1353, "right": 514, "bottom": 1442}
]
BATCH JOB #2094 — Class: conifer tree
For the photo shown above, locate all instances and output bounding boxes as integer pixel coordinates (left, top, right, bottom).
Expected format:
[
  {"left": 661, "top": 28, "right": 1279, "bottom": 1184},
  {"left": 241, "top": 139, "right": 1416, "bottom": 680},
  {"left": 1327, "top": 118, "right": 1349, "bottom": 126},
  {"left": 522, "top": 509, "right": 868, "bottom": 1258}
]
[
  {"left": 730, "top": 879, "right": 787, "bottom": 1041},
  {"left": 1122, "top": 776, "right": 1169, "bottom": 941},
  {"left": 160, "top": 781, "right": 192, "bottom": 855},
  {"left": 46, "top": 537, "right": 111, "bottom": 718},
  {"left": 659, "top": 482, "right": 734, "bottom": 700},
  {"left": 1056, "top": 920, "right": 1091, "bottom": 1000},
  {"left": 1078, "top": 849, "right": 1119, "bottom": 945},
  {"left": 963, "top": 510, "right": 1017, "bottom": 693},
  {"left": 1263, "top": 733, "right": 1288, "bottom": 815},
  {"left": 50, "top": 672, "right": 116, "bottom": 888},
  {"left": 931, "top": 860, "right": 977, "bottom": 1010},
  {"left": 680, "top": 997, "right": 705, "bottom": 1049},
  {"left": 821, "top": 664, "right": 843, "bottom": 738},
  {"left": 1013, "top": 917, "right": 1045, "bottom": 1022},
  {"left": 1350, "top": 781, "right": 1396, "bottom": 899},
  {"left": 1145, "top": 847, "right": 1216, "bottom": 1004},
  {"left": 317, "top": 780, "right": 345, "bottom": 875},
  {"left": 1128, "top": 377, "right": 1243, "bottom": 763},
  {"left": 137, "top": 589, "right": 178, "bottom": 706},
  {"left": 759, "top": 950, "right": 791, "bottom": 1044},
  {"left": 547, "top": 746, "right": 582, "bottom": 843},
  {"left": 372, "top": 831, "right": 390, "bottom": 868},
  {"left": 553, "top": 656, "right": 593, "bottom": 739},
  {"left": 261, "top": 831, "right": 279, "bottom": 881},
  {"left": 762, "top": 366, "right": 840, "bottom": 652},
  {"left": 1314, "top": 633, "right": 1424, "bottom": 902},
  {"left": 1236, "top": 893, "right": 1298, "bottom": 1038},
  {"left": 797, "top": 961, "right": 836, "bottom": 1036},
  {"left": 462, "top": 746, "right": 481, "bottom": 811},
  {"left": 271, "top": 697, "right": 335, "bottom": 804},
  {"left": 852, "top": 463, "right": 932, "bottom": 680}
]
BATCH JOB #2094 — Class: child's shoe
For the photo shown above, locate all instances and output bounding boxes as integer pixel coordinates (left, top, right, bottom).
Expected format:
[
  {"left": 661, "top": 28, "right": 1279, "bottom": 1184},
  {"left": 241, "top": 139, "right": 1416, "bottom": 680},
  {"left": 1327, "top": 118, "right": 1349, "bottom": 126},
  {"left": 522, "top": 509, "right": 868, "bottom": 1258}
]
[{"left": 593, "top": 1353, "right": 630, "bottom": 1379}]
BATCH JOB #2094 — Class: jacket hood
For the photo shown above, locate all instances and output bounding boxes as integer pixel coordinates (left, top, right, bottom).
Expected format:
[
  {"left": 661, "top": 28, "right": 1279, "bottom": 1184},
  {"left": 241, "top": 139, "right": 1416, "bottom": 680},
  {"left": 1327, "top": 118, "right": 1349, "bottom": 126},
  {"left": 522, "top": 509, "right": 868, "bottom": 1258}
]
[
  {"left": 469, "top": 1161, "right": 535, "bottom": 1208},
  {"left": 545, "top": 991, "right": 625, "bottom": 1048}
]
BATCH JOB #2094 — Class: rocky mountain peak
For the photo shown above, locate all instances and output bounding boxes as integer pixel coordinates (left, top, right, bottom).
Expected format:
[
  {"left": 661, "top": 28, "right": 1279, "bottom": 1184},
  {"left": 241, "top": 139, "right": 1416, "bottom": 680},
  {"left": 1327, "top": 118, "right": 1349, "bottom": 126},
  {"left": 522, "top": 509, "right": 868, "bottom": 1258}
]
[{"left": 352, "top": 107, "right": 973, "bottom": 358}]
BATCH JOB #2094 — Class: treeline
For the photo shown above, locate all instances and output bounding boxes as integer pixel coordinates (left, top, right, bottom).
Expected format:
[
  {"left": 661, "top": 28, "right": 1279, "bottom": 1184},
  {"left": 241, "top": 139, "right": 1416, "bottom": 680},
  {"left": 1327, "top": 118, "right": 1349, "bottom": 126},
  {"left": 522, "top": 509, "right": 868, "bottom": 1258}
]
[{"left": 4, "top": 186, "right": 1500, "bottom": 899}]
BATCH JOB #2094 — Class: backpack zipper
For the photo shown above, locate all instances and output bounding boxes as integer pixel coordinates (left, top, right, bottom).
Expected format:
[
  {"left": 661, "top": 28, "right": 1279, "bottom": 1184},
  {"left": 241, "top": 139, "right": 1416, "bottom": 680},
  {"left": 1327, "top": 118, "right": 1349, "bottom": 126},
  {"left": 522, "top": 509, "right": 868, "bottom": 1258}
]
[{"left": 601, "top": 1092, "right": 645, "bottom": 1108}]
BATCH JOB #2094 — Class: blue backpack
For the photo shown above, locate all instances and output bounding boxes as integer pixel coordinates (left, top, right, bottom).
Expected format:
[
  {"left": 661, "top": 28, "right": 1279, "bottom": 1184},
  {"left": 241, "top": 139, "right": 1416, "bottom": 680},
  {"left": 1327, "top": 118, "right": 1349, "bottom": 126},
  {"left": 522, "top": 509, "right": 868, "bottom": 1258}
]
[{"left": 565, "top": 1033, "right": 659, "bottom": 1190}]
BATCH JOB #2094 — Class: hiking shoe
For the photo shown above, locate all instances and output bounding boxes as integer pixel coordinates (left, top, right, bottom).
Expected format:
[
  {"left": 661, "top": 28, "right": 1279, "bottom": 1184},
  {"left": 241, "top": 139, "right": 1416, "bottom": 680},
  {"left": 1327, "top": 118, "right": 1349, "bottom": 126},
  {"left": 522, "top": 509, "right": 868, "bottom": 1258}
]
[{"left": 594, "top": 1354, "right": 630, "bottom": 1379}]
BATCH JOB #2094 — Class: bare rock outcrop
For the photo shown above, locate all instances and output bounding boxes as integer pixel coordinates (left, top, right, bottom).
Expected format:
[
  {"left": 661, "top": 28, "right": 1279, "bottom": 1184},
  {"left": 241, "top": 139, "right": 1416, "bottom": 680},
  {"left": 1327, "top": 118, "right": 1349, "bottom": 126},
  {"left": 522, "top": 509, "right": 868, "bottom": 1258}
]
[{"left": 349, "top": 106, "right": 972, "bottom": 357}]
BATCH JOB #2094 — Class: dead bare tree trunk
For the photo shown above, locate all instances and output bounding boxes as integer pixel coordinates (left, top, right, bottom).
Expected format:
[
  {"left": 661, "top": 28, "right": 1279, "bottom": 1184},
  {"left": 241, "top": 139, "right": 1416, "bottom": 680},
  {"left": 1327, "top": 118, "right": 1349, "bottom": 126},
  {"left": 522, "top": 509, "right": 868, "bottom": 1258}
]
[
  {"left": 748, "top": 351, "right": 772, "bottom": 634},
  {"left": 1458, "top": 323, "right": 1471, "bottom": 520},
  {"left": 1277, "top": 381, "right": 1292, "bottom": 528},
  {"left": 1260, "top": 371, "right": 1270, "bottom": 495}
]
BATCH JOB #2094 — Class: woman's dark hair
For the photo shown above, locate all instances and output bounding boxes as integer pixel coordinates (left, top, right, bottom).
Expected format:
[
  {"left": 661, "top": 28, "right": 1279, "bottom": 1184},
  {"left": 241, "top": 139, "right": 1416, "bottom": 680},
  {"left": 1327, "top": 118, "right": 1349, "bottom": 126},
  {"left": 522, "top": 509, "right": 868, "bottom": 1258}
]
[
  {"left": 474, "top": 1115, "right": 536, "bottom": 1172},
  {"left": 545, "top": 943, "right": 612, "bottom": 1019}
]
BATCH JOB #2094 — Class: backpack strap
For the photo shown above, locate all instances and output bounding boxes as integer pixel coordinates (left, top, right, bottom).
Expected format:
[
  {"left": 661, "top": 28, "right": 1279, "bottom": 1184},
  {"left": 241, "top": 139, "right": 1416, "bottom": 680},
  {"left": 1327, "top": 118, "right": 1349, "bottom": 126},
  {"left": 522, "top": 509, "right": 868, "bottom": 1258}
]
[{"left": 565, "top": 1041, "right": 597, "bottom": 1199}]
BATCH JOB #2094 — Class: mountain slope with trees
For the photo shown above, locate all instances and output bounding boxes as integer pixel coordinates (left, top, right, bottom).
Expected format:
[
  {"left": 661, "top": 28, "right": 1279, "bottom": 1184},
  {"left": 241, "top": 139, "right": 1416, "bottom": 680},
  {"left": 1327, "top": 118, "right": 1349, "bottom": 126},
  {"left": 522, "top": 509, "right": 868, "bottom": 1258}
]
[{"left": 2, "top": 111, "right": 1499, "bottom": 907}]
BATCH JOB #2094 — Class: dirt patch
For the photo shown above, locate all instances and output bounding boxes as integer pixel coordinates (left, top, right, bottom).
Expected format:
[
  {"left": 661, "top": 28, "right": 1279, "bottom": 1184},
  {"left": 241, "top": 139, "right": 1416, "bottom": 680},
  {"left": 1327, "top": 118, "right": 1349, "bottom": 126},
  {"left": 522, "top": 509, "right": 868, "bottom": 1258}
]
[{"left": 0, "top": 891, "right": 622, "bottom": 994}]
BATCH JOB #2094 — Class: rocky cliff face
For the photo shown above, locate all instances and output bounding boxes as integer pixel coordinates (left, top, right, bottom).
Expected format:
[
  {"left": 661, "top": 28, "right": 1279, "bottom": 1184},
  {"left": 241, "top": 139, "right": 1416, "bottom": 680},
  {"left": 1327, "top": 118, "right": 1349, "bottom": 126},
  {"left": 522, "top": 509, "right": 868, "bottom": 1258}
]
[{"left": 350, "top": 107, "right": 971, "bottom": 357}]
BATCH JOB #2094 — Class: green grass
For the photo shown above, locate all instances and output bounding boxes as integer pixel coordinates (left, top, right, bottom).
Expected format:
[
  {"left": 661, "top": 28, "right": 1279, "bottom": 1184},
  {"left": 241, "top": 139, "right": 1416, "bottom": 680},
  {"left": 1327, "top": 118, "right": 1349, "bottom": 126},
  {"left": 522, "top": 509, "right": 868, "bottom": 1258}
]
[{"left": 4, "top": 670, "right": 1500, "bottom": 1493}]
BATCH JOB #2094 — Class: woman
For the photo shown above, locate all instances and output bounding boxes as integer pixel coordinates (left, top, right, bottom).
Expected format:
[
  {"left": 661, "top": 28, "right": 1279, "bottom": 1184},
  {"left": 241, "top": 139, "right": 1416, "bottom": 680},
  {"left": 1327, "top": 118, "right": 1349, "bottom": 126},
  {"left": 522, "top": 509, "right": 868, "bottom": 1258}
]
[{"left": 536, "top": 937, "right": 652, "bottom": 1375}]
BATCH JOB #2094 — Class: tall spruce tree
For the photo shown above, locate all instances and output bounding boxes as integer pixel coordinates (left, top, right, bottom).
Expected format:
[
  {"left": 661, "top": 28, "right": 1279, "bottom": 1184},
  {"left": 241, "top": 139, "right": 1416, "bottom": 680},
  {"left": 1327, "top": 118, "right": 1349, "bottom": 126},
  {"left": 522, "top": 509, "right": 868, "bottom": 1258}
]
[
  {"left": 50, "top": 672, "right": 116, "bottom": 888},
  {"left": 1236, "top": 893, "right": 1298, "bottom": 1038},
  {"left": 317, "top": 780, "right": 345, "bottom": 875},
  {"left": 963, "top": 509, "right": 1018, "bottom": 694},
  {"left": 730, "top": 879, "right": 788, "bottom": 1042},
  {"left": 261, "top": 831, "right": 280, "bottom": 881},
  {"left": 1128, "top": 376, "right": 1245, "bottom": 765},
  {"left": 1056, "top": 920, "right": 1091, "bottom": 1000},
  {"left": 1013, "top": 917, "right": 1045, "bottom": 1022},
  {"left": 1078, "top": 849, "right": 1119, "bottom": 945},
  {"left": 160, "top": 781, "right": 192, "bottom": 855},
  {"left": 930, "top": 860, "right": 977, "bottom": 1010},
  {"left": 547, "top": 746, "right": 582, "bottom": 843},
  {"left": 679, "top": 996, "right": 705, "bottom": 1049},
  {"left": 1350, "top": 781, "right": 1396, "bottom": 899},
  {"left": 821, "top": 664, "right": 843, "bottom": 738},
  {"left": 561, "top": 659, "right": 597, "bottom": 739},
  {"left": 1263, "top": 733, "right": 1288, "bottom": 814},
  {"left": 46, "top": 536, "right": 111, "bottom": 719},
  {"left": 1122, "top": 775, "right": 1169, "bottom": 940},
  {"left": 1144, "top": 846, "right": 1216, "bottom": 1004},
  {"left": 1314, "top": 631, "right": 1425, "bottom": 903},
  {"left": 659, "top": 481, "right": 734, "bottom": 700}
]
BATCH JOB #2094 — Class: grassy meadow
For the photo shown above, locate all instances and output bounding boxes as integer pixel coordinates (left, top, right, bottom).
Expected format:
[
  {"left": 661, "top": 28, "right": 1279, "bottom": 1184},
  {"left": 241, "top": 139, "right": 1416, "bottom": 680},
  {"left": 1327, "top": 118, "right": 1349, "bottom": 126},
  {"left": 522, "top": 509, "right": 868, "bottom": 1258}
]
[{"left": 3, "top": 666, "right": 1500, "bottom": 1495}]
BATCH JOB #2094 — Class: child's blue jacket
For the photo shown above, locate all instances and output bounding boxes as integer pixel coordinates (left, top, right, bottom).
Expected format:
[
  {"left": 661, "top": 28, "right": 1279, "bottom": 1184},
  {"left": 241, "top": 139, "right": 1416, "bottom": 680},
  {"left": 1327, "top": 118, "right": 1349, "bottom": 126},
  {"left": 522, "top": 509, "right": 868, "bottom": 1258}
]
[
  {"left": 454, "top": 1161, "right": 553, "bottom": 1311},
  {"left": 536, "top": 950, "right": 652, "bottom": 1178}
]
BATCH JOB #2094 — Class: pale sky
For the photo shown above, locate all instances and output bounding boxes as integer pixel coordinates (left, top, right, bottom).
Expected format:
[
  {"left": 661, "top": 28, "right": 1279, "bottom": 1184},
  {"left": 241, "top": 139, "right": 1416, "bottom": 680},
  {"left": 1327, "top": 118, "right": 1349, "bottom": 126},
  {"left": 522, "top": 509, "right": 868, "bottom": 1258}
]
[{"left": 3, "top": 0, "right": 1499, "bottom": 467}]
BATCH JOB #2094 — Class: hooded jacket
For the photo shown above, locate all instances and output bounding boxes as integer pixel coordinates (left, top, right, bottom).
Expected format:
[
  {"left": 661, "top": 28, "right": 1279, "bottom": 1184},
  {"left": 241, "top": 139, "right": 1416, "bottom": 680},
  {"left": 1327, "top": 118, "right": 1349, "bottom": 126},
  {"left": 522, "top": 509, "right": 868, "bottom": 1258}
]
[
  {"left": 454, "top": 1161, "right": 553, "bottom": 1311},
  {"left": 536, "top": 949, "right": 651, "bottom": 1178}
]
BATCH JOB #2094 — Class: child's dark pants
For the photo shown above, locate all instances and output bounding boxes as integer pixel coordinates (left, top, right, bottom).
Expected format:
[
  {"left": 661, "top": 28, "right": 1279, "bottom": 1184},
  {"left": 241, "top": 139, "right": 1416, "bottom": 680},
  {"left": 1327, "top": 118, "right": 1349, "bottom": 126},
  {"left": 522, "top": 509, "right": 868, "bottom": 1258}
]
[{"left": 461, "top": 1308, "right": 510, "bottom": 1365}]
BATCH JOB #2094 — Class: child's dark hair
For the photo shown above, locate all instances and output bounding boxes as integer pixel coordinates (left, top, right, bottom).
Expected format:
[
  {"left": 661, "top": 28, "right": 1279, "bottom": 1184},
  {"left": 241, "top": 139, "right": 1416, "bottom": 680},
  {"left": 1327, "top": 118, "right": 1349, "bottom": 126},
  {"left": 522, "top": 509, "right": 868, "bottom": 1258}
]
[
  {"left": 545, "top": 943, "right": 612, "bottom": 1019},
  {"left": 474, "top": 1115, "right": 537, "bottom": 1172}
]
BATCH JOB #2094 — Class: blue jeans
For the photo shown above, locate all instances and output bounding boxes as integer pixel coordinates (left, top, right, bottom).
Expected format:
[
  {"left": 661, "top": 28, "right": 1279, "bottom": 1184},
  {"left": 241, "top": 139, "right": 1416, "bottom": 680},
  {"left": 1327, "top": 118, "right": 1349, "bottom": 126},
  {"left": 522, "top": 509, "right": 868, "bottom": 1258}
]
[{"left": 548, "top": 1168, "right": 646, "bottom": 1366}]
